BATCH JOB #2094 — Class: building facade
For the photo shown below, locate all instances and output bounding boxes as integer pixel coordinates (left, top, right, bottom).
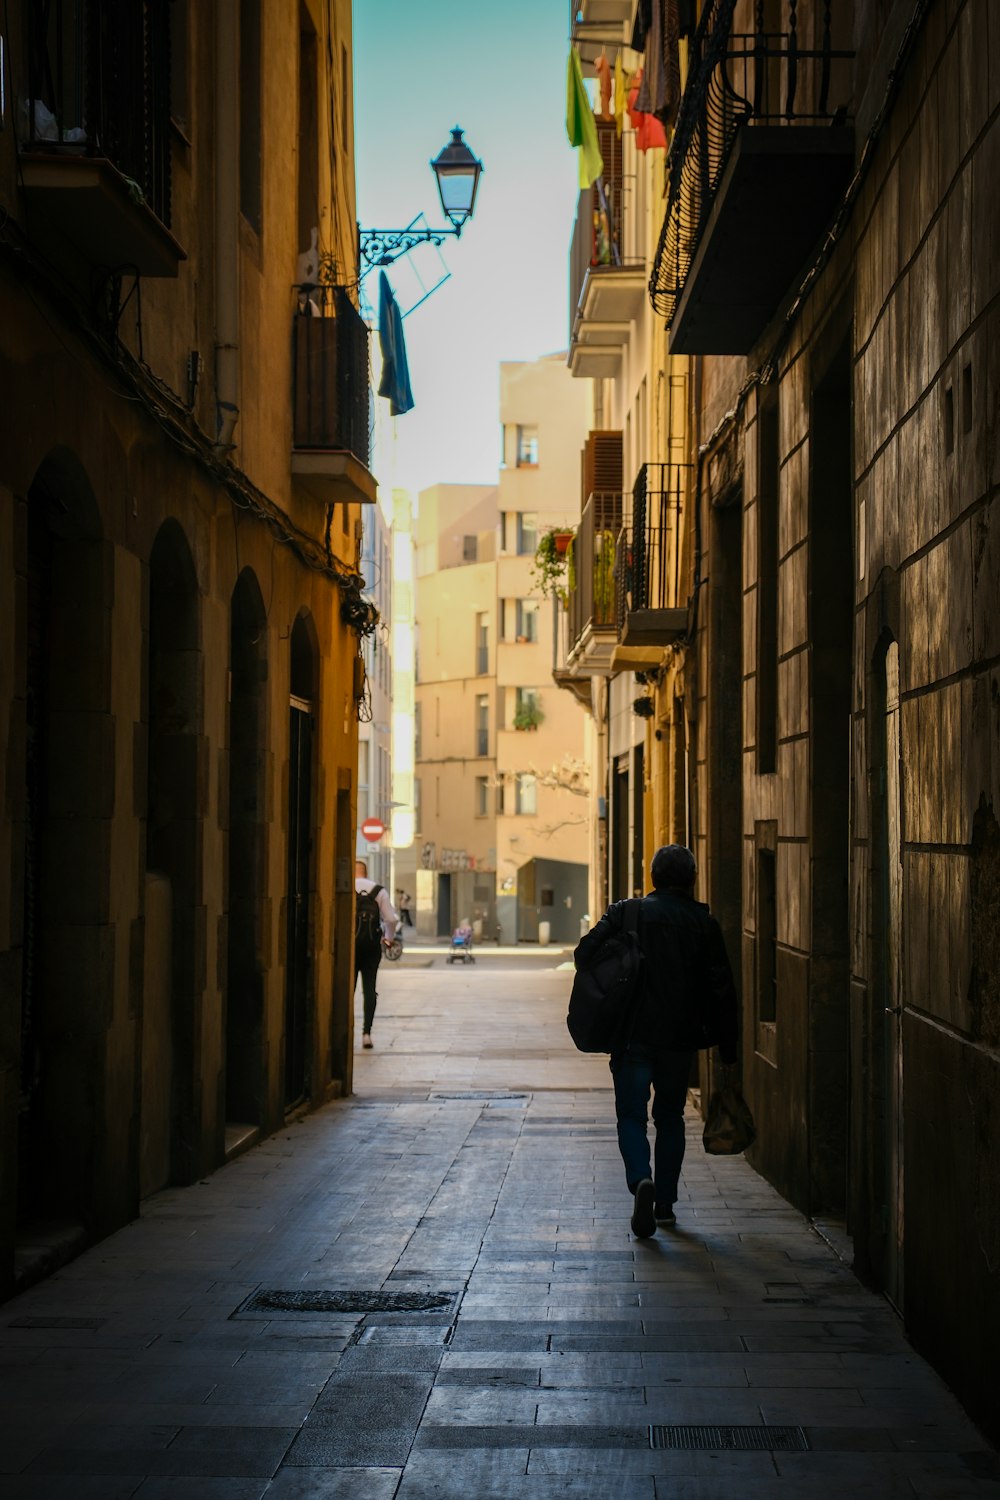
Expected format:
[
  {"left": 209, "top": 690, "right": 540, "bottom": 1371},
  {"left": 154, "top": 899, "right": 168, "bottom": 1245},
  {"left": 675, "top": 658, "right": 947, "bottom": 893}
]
[
  {"left": 412, "top": 484, "right": 500, "bottom": 937},
  {"left": 0, "top": 0, "right": 374, "bottom": 1294},
  {"left": 357, "top": 499, "right": 393, "bottom": 893},
  {"left": 562, "top": 0, "right": 999, "bottom": 1442},
  {"left": 495, "top": 358, "right": 594, "bottom": 941}
]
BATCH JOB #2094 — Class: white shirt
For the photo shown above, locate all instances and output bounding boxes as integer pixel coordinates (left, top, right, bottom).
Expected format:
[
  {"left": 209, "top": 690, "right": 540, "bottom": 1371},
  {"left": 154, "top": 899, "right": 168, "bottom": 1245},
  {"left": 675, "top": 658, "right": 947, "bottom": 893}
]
[{"left": 355, "top": 878, "right": 400, "bottom": 940}]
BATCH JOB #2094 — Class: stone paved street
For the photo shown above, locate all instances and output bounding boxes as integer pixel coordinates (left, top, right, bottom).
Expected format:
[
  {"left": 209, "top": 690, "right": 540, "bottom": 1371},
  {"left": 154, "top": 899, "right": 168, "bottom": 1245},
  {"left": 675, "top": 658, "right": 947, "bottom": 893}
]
[{"left": 2, "top": 956, "right": 997, "bottom": 1498}]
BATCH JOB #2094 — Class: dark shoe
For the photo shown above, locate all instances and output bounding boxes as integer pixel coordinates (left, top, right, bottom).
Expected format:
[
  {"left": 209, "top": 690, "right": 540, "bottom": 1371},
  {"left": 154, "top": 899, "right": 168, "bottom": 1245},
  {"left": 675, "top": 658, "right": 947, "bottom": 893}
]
[
  {"left": 655, "top": 1203, "right": 676, "bottom": 1226},
  {"left": 362, "top": 1032, "right": 373, "bottom": 1049},
  {"left": 630, "top": 1178, "right": 656, "bottom": 1238}
]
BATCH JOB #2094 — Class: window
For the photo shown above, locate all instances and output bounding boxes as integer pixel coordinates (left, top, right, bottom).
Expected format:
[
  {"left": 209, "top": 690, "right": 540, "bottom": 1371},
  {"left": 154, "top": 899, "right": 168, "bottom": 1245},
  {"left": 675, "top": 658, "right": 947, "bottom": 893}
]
[
  {"left": 170, "top": 1, "right": 190, "bottom": 134},
  {"left": 517, "top": 425, "right": 539, "bottom": 466},
  {"left": 463, "top": 535, "right": 478, "bottom": 563},
  {"left": 475, "top": 776, "right": 489, "bottom": 817},
  {"left": 414, "top": 702, "right": 422, "bottom": 760},
  {"left": 476, "top": 614, "right": 488, "bottom": 675},
  {"left": 515, "top": 599, "right": 539, "bottom": 643},
  {"left": 515, "top": 773, "right": 537, "bottom": 815},
  {"left": 756, "top": 388, "right": 779, "bottom": 774},
  {"left": 476, "top": 694, "right": 489, "bottom": 756},
  {"left": 414, "top": 777, "right": 421, "bottom": 834},
  {"left": 515, "top": 687, "right": 541, "bottom": 719},
  {"left": 756, "top": 825, "right": 778, "bottom": 1029},
  {"left": 239, "top": 0, "right": 262, "bottom": 231},
  {"left": 516, "top": 513, "right": 537, "bottom": 556}
]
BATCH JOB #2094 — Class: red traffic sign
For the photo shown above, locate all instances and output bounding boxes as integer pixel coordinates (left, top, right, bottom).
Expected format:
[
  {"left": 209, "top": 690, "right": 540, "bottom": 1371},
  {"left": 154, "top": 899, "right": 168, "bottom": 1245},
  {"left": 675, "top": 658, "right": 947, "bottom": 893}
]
[{"left": 361, "top": 817, "right": 385, "bottom": 842}]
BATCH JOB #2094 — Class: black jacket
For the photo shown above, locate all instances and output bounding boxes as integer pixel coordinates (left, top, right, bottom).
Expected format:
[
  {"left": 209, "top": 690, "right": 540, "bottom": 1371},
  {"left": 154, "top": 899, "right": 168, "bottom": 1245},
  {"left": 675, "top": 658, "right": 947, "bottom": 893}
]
[{"left": 574, "top": 889, "right": 739, "bottom": 1062}]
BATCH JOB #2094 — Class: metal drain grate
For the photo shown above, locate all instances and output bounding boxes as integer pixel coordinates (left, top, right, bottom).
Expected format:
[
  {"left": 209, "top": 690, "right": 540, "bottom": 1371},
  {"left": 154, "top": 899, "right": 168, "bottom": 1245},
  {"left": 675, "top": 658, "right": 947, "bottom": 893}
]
[
  {"left": 649, "top": 1425, "right": 809, "bottom": 1452},
  {"left": 431, "top": 1091, "right": 528, "bottom": 1102},
  {"left": 8, "top": 1315, "right": 106, "bottom": 1330},
  {"left": 240, "top": 1289, "right": 455, "bottom": 1316}
]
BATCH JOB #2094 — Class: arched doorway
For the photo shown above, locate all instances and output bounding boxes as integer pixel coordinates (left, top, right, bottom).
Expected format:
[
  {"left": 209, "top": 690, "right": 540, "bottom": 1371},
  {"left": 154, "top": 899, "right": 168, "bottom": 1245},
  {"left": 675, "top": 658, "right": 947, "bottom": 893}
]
[
  {"left": 285, "top": 612, "right": 318, "bottom": 1107},
  {"left": 226, "top": 570, "right": 268, "bottom": 1135},
  {"left": 144, "top": 521, "right": 201, "bottom": 1194},
  {"left": 19, "top": 450, "right": 106, "bottom": 1248}
]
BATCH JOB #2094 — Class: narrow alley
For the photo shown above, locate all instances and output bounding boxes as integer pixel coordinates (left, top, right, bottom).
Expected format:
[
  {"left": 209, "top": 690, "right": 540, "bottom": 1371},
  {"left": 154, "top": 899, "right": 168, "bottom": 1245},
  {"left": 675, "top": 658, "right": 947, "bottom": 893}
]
[{"left": 1, "top": 954, "right": 995, "bottom": 1499}]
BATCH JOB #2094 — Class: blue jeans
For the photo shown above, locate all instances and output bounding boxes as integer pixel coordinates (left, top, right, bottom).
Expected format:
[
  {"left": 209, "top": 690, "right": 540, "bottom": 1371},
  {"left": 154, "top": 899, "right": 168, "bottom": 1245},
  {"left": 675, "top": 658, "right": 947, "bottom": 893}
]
[{"left": 609, "top": 1044, "right": 694, "bottom": 1206}]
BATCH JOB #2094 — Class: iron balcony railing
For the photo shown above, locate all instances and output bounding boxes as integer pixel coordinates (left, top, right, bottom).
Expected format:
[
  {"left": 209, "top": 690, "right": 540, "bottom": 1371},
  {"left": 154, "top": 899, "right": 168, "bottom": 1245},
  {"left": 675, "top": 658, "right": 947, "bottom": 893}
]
[
  {"left": 566, "top": 490, "right": 622, "bottom": 650},
  {"left": 650, "top": 0, "right": 853, "bottom": 324},
  {"left": 614, "top": 462, "right": 691, "bottom": 638},
  {"left": 569, "top": 124, "right": 642, "bottom": 335},
  {"left": 292, "top": 287, "right": 371, "bottom": 467},
  {"left": 25, "top": 0, "right": 173, "bottom": 226}
]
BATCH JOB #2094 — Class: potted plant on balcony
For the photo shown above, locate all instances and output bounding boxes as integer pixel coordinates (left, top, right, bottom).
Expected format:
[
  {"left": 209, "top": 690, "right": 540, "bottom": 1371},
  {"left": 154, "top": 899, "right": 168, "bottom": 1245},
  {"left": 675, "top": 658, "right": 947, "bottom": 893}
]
[
  {"left": 512, "top": 701, "right": 544, "bottom": 732},
  {"left": 532, "top": 527, "right": 576, "bottom": 599}
]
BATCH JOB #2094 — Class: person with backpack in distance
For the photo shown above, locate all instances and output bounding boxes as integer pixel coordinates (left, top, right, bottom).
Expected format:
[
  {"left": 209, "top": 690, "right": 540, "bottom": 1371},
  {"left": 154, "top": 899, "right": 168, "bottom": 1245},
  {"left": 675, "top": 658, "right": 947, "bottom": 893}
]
[
  {"left": 574, "top": 844, "right": 739, "bottom": 1239},
  {"left": 354, "top": 860, "right": 400, "bottom": 1049}
]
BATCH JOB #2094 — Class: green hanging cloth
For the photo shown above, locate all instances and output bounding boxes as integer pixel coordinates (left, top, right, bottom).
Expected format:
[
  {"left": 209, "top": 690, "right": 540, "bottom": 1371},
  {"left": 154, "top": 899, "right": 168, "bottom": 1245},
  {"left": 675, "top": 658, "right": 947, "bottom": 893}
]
[{"left": 566, "top": 47, "right": 604, "bottom": 190}]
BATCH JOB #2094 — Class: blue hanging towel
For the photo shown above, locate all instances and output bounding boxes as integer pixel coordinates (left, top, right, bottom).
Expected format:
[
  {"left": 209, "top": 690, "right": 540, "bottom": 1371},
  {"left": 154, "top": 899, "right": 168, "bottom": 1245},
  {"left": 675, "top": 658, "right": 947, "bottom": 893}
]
[{"left": 377, "top": 271, "right": 415, "bottom": 416}]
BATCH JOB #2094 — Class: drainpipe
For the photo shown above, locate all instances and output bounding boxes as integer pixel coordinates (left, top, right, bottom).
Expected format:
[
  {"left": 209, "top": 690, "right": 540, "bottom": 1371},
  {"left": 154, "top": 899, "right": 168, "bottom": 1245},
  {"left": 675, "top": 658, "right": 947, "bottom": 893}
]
[{"left": 214, "top": 0, "right": 240, "bottom": 455}]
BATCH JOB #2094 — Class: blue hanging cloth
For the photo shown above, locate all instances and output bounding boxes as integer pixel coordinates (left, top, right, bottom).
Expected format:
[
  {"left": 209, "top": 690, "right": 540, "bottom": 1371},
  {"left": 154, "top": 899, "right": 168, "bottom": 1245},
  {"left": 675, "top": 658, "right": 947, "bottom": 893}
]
[{"left": 377, "top": 271, "right": 415, "bottom": 416}]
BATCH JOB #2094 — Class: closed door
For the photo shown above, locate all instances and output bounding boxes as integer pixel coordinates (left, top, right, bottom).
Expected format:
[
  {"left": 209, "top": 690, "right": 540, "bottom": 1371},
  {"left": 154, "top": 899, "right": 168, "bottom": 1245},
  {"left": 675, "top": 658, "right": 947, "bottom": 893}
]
[
  {"left": 285, "top": 698, "right": 313, "bottom": 1106},
  {"left": 883, "top": 642, "right": 904, "bottom": 1309}
]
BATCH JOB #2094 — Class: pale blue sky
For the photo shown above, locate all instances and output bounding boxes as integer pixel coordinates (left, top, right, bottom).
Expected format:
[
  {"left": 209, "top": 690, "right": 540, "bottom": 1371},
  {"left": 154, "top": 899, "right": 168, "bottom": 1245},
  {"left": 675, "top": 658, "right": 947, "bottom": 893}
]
[{"left": 353, "top": 0, "right": 581, "bottom": 495}]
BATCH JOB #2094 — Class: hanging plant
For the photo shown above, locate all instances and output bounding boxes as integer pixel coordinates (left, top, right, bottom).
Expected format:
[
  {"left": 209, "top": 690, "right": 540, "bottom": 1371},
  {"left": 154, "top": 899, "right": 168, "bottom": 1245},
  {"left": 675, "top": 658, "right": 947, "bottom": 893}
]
[
  {"left": 632, "top": 695, "right": 655, "bottom": 719},
  {"left": 532, "top": 527, "right": 576, "bottom": 597}
]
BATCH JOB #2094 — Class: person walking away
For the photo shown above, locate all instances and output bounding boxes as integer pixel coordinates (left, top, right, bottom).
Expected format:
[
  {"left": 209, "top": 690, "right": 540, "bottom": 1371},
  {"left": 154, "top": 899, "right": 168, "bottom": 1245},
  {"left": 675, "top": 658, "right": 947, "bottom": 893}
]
[
  {"left": 354, "top": 860, "right": 400, "bottom": 1049},
  {"left": 575, "top": 844, "right": 739, "bottom": 1238},
  {"left": 400, "top": 892, "right": 414, "bottom": 928}
]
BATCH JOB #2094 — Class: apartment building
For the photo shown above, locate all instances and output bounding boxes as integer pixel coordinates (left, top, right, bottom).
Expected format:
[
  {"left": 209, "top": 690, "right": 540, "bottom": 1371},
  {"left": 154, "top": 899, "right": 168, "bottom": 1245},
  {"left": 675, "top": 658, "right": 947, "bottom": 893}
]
[
  {"left": 412, "top": 485, "right": 500, "bottom": 937},
  {"left": 0, "top": 1, "right": 374, "bottom": 1293},
  {"left": 495, "top": 357, "right": 594, "bottom": 942},
  {"left": 411, "top": 357, "right": 592, "bottom": 942},
  {"left": 562, "top": 0, "right": 999, "bottom": 1441}
]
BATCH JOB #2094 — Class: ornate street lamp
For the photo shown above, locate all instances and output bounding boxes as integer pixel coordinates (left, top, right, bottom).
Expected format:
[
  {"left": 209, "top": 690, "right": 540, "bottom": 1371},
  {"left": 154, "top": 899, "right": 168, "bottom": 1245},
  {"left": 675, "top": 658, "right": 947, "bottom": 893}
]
[{"left": 359, "top": 127, "right": 484, "bottom": 269}]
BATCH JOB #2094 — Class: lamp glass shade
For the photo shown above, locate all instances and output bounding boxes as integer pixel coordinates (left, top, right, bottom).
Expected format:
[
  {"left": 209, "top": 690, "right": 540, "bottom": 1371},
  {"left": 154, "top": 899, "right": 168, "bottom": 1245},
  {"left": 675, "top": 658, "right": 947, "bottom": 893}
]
[{"left": 430, "top": 127, "right": 483, "bottom": 229}]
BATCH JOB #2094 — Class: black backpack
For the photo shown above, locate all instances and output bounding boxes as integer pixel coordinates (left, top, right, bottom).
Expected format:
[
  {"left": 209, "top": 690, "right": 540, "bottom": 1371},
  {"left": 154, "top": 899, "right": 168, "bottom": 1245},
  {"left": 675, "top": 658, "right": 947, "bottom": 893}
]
[
  {"left": 355, "top": 883, "right": 384, "bottom": 954},
  {"left": 567, "top": 900, "right": 644, "bottom": 1053}
]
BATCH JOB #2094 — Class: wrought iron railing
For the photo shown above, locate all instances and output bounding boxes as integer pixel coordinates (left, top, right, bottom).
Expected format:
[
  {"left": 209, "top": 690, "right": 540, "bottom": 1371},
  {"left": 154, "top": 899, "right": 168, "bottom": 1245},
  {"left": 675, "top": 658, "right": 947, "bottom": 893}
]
[
  {"left": 614, "top": 462, "right": 691, "bottom": 638},
  {"left": 566, "top": 490, "right": 622, "bottom": 652},
  {"left": 650, "top": 0, "right": 853, "bottom": 324},
  {"left": 25, "top": 0, "right": 173, "bottom": 226},
  {"left": 292, "top": 287, "right": 371, "bottom": 467},
  {"left": 570, "top": 125, "right": 641, "bottom": 333}
]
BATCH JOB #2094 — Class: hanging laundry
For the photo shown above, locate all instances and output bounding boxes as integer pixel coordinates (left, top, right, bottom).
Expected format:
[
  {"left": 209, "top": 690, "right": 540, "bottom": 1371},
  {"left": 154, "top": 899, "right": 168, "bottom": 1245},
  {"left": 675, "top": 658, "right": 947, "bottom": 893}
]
[
  {"left": 566, "top": 46, "right": 604, "bottom": 189},
  {"left": 614, "top": 53, "right": 627, "bottom": 137},
  {"left": 596, "top": 51, "right": 613, "bottom": 119},
  {"left": 628, "top": 74, "right": 669, "bottom": 151},
  {"left": 377, "top": 271, "right": 414, "bottom": 417},
  {"left": 634, "top": 1, "right": 681, "bottom": 130}
]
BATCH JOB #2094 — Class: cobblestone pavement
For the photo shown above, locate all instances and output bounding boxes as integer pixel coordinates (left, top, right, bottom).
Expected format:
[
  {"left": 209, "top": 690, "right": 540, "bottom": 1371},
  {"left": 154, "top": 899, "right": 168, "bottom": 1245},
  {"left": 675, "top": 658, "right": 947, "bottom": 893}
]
[{"left": 2, "top": 959, "right": 997, "bottom": 1498}]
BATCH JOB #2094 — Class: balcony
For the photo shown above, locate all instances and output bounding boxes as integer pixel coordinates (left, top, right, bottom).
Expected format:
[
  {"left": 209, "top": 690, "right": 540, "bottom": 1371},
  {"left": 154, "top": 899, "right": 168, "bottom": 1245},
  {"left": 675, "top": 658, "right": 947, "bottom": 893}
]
[
  {"left": 19, "top": 1, "right": 185, "bottom": 277},
  {"left": 650, "top": 0, "right": 854, "bottom": 354},
  {"left": 569, "top": 122, "right": 644, "bottom": 379},
  {"left": 569, "top": 0, "right": 633, "bottom": 64},
  {"left": 613, "top": 462, "right": 690, "bottom": 667},
  {"left": 292, "top": 289, "right": 376, "bottom": 506},
  {"left": 562, "top": 490, "right": 623, "bottom": 676}
]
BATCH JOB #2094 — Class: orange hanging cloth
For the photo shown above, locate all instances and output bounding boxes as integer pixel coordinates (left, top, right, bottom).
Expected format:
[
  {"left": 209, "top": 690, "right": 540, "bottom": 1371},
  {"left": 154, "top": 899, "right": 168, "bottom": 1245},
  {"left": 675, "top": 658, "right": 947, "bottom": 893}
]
[{"left": 627, "top": 74, "right": 669, "bottom": 151}]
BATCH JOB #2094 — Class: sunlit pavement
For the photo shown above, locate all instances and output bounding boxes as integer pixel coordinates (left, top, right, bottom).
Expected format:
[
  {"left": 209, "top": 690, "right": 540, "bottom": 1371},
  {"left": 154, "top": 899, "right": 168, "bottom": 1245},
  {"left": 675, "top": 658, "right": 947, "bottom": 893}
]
[{"left": 1, "top": 957, "right": 996, "bottom": 1498}]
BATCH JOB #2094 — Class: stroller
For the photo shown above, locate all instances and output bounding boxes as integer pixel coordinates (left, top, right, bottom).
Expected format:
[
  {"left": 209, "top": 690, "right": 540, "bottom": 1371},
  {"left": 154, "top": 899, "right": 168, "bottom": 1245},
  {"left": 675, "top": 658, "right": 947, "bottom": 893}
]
[{"left": 447, "top": 922, "right": 475, "bottom": 964}]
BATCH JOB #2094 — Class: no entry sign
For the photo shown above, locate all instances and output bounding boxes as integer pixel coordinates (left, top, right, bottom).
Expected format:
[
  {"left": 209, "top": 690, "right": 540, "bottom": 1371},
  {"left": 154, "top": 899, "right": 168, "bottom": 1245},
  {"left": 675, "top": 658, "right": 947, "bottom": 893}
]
[{"left": 361, "top": 817, "right": 385, "bottom": 842}]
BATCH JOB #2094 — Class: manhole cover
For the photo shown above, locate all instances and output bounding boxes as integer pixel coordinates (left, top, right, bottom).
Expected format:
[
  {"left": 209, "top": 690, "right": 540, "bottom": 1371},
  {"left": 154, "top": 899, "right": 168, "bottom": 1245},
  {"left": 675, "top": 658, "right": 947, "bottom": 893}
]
[
  {"left": 239, "top": 1289, "right": 455, "bottom": 1316},
  {"left": 649, "top": 1425, "right": 808, "bottom": 1452}
]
